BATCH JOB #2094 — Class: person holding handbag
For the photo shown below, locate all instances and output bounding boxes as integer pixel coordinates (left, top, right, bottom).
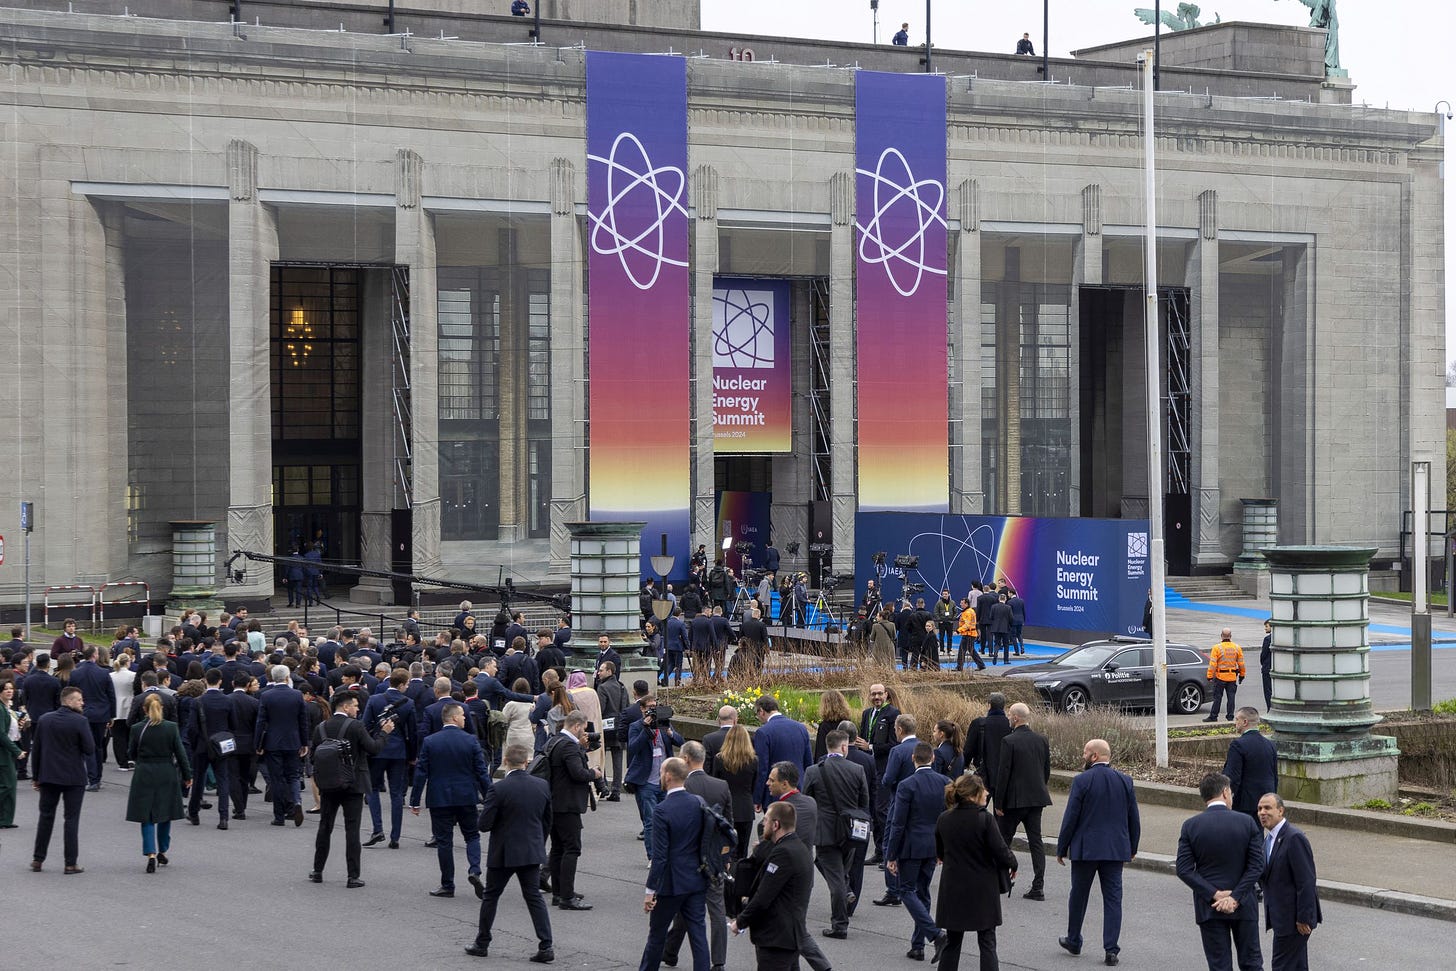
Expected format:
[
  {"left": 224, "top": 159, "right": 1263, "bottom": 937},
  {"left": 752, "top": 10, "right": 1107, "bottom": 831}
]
[
  {"left": 934, "top": 773, "right": 1018, "bottom": 971},
  {"left": 125, "top": 693, "right": 193, "bottom": 873}
]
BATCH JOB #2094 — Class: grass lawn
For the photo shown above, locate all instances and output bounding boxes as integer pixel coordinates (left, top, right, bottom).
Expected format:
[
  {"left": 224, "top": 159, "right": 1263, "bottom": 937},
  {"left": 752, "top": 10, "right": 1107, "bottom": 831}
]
[{"left": 1376, "top": 591, "right": 1450, "bottom": 607}]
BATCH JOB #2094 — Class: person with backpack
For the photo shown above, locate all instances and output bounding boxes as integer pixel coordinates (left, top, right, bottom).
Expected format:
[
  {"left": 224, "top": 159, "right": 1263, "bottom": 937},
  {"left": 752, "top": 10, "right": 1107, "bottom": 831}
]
[{"left": 308, "top": 691, "right": 392, "bottom": 889}]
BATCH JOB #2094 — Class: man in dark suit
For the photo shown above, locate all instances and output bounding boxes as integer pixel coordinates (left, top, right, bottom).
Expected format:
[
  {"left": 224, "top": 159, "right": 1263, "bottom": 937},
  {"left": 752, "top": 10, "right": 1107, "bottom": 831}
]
[
  {"left": 661, "top": 609, "right": 688, "bottom": 686},
  {"left": 409, "top": 701, "right": 494, "bottom": 898},
  {"left": 68, "top": 645, "right": 114, "bottom": 790},
  {"left": 1176, "top": 772, "right": 1266, "bottom": 971},
  {"left": 804, "top": 729, "right": 871, "bottom": 939},
  {"left": 965, "top": 692, "right": 1012, "bottom": 802},
  {"left": 854, "top": 683, "right": 899, "bottom": 863},
  {"left": 254, "top": 665, "right": 311, "bottom": 827},
  {"left": 187, "top": 668, "right": 237, "bottom": 828},
  {"left": 28, "top": 686, "right": 94, "bottom": 873},
  {"left": 639, "top": 757, "right": 710, "bottom": 971},
  {"left": 884, "top": 743, "right": 950, "bottom": 962},
  {"left": 1056, "top": 738, "right": 1141, "bottom": 966},
  {"left": 994, "top": 702, "right": 1053, "bottom": 900},
  {"left": 662, "top": 742, "right": 732, "bottom": 970},
  {"left": 739, "top": 607, "right": 770, "bottom": 674},
  {"left": 22, "top": 654, "right": 62, "bottom": 724},
  {"left": 752, "top": 695, "right": 813, "bottom": 810},
  {"left": 229, "top": 674, "right": 261, "bottom": 818},
  {"left": 466, "top": 742, "right": 555, "bottom": 961},
  {"left": 731, "top": 801, "right": 816, "bottom": 971},
  {"left": 473, "top": 656, "right": 535, "bottom": 711},
  {"left": 976, "top": 583, "right": 1000, "bottom": 661},
  {"left": 362, "top": 668, "right": 418, "bottom": 848},
  {"left": 549, "top": 711, "right": 604, "bottom": 910},
  {"left": 1257, "top": 794, "right": 1321, "bottom": 971},
  {"left": 1223, "top": 707, "right": 1278, "bottom": 821},
  {"left": 1259, "top": 620, "right": 1274, "bottom": 710},
  {"left": 874, "top": 713, "right": 921, "bottom": 907},
  {"left": 688, "top": 610, "right": 719, "bottom": 683},
  {"left": 839, "top": 720, "right": 878, "bottom": 916},
  {"left": 309, "top": 691, "right": 390, "bottom": 888},
  {"left": 127, "top": 672, "right": 178, "bottom": 726}
]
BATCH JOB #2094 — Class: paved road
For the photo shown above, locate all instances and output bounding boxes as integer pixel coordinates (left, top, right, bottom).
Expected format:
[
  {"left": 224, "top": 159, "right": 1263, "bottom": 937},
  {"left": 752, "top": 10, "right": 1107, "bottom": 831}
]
[{"left": 6, "top": 764, "right": 1450, "bottom": 969}]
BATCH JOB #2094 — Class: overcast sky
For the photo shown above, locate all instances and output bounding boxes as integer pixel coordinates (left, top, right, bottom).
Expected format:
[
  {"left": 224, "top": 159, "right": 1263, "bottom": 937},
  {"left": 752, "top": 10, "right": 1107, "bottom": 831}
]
[{"left": 703, "top": 0, "right": 1455, "bottom": 365}]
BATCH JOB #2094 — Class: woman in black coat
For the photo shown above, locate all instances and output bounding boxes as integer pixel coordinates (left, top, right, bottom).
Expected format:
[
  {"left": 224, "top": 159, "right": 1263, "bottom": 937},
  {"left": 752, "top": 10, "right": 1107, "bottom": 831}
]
[
  {"left": 934, "top": 773, "right": 1017, "bottom": 971},
  {"left": 125, "top": 693, "right": 193, "bottom": 873},
  {"left": 709, "top": 725, "right": 759, "bottom": 859}
]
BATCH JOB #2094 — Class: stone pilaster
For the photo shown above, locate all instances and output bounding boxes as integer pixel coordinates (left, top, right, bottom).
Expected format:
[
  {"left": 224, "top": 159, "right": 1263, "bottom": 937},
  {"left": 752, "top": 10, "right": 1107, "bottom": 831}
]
[
  {"left": 828, "top": 171, "right": 856, "bottom": 560},
  {"left": 1277, "top": 246, "right": 1313, "bottom": 544},
  {"left": 100, "top": 201, "right": 130, "bottom": 576},
  {"left": 950, "top": 178, "right": 983, "bottom": 514},
  {"left": 352, "top": 269, "right": 395, "bottom": 604},
  {"left": 692, "top": 163, "right": 720, "bottom": 553},
  {"left": 1190, "top": 189, "right": 1225, "bottom": 568},
  {"left": 225, "top": 139, "right": 277, "bottom": 598},
  {"left": 548, "top": 157, "right": 586, "bottom": 580},
  {"left": 1067, "top": 183, "right": 1104, "bottom": 518},
  {"left": 497, "top": 225, "right": 526, "bottom": 543},
  {"left": 397, "top": 148, "right": 443, "bottom": 577}
]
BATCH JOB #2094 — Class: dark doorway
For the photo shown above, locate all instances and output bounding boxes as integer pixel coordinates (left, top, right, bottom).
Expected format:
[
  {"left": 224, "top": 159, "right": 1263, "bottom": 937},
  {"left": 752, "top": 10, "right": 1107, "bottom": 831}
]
[{"left": 270, "top": 266, "right": 363, "bottom": 574}]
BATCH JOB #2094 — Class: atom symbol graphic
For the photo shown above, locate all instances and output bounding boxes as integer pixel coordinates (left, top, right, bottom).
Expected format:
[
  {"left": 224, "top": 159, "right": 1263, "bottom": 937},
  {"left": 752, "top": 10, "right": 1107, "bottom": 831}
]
[
  {"left": 904, "top": 520, "right": 1005, "bottom": 594},
  {"left": 587, "top": 131, "right": 688, "bottom": 291},
  {"left": 855, "top": 147, "right": 947, "bottom": 298},
  {"left": 712, "top": 288, "right": 776, "bottom": 369}
]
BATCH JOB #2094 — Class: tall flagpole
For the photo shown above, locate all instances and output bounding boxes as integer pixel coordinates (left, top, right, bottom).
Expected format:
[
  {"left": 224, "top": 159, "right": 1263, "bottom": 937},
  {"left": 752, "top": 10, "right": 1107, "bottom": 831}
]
[{"left": 1142, "top": 50, "right": 1170, "bottom": 768}]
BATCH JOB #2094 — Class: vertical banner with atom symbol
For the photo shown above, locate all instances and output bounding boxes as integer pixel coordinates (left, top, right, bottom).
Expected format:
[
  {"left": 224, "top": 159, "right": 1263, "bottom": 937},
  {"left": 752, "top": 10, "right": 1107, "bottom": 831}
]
[
  {"left": 711, "top": 277, "right": 792, "bottom": 452},
  {"left": 586, "top": 51, "right": 691, "bottom": 576},
  {"left": 854, "top": 71, "right": 949, "bottom": 512}
]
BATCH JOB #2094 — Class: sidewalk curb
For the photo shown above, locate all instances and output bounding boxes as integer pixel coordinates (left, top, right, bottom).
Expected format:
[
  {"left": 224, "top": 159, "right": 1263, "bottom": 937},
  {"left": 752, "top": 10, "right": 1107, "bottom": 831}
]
[
  {"left": 1011, "top": 837, "right": 1456, "bottom": 923},
  {"left": 1048, "top": 770, "right": 1456, "bottom": 845}
]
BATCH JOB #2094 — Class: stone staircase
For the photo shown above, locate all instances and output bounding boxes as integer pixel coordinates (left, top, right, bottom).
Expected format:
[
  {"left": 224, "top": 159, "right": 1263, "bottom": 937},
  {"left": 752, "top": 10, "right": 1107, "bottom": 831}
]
[{"left": 1166, "top": 574, "right": 1254, "bottom": 602}]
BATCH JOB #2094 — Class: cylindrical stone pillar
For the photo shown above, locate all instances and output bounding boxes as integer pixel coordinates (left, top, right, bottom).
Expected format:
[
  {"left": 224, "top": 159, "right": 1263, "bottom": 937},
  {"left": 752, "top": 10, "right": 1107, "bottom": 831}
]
[
  {"left": 167, "top": 520, "right": 223, "bottom": 613},
  {"left": 1263, "top": 546, "right": 1399, "bottom": 804},
  {"left": 1238, "top": 499, "right": 1278, "bottom": 560},
  {"left": 568, "top": 521, "right": 650, "bottom": 666}
]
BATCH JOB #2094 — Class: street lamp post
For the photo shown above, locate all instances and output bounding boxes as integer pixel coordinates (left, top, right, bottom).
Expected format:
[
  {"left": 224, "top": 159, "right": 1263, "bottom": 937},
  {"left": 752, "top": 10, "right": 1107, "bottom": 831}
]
[
  {"left": 1411, "top": 461, "right": 1432, "bottom": 710},
  {"left": 923, "top": 0, "right": 932, "bottom": 74},
  {"left": 1041, "top": 0, "right": 1049, "bottom": 82}
]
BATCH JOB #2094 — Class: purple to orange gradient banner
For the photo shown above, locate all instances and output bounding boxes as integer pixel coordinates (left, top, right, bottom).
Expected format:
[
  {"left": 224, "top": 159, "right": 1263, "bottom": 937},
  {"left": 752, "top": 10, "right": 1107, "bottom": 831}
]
[
  {"left": 712, "top": 277, "right": 792, "bottom": 453},
  {"left": 854, "top": 71, "right": 949, "bottom": 512},
  {"left": 586, "top": 52, "right": 690, "bottom": 573}
]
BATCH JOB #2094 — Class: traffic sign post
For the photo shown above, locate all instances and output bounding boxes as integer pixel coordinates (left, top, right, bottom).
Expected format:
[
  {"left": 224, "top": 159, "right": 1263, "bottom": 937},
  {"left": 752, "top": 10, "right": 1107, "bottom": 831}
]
[{"left": 20, "top": 501, "right": 34, "bottom": 640}]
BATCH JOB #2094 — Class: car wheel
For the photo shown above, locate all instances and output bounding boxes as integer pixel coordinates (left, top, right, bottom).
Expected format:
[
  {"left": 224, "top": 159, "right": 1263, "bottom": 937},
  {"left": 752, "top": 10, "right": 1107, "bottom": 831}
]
[
  {"left": 1173, "top": 681, "right": 1204, "bottom": 714},
  {"left": 1060, "top": 686, "right": 1090, "bottom": 715}
]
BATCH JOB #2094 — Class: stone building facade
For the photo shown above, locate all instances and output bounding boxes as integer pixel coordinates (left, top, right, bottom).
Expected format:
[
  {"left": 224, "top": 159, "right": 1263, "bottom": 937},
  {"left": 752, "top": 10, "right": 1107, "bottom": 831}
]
[{"left": 0, "top": 3, "right": 1444, "bottom": 606}]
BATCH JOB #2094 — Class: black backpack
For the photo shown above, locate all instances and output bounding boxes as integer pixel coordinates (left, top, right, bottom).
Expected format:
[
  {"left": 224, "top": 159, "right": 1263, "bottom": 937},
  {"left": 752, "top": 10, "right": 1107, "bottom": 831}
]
[
  {"left": 313, "top": 718, "right": 356, "bottom": 792},
  {"left": 528, "top": 733, "right": 567, "bottom": 784},
  {"left": 697, "top": 799, "right": 738, "bottom": 877}
]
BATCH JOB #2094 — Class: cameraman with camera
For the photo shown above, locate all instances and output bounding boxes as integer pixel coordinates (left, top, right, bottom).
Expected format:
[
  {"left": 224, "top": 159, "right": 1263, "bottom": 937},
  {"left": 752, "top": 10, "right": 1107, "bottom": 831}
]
[
  {"left": 625, "top": 696, "right": 684, "bottom": 864},
  {"left": 547, "top": 710, "right": 603, "bottom": 911}
]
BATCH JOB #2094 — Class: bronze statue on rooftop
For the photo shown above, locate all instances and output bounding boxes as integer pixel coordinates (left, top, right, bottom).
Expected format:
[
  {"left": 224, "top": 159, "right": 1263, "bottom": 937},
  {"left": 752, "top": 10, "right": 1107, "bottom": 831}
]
[{"left": 1134, "top": 3, "right": 1220, "bottom": 31}]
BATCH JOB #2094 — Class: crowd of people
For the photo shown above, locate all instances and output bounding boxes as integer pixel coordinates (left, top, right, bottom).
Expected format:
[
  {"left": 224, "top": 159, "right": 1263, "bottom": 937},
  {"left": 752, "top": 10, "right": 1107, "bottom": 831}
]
[{"left": 0, "top": 603, "right": 1319, "bottom": 970}]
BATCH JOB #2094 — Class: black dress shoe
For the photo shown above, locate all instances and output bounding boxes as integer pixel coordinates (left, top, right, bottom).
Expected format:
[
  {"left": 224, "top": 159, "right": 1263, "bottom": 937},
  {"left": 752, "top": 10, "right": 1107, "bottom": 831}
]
[
  {"left": 429, "top": 886, "right": 455, "bottom": 898},
  {"left": 906, "top": 948, "right": 924, "bottom": 961},
  {"left": 931, "top": 932, "right": 948, "bottom": 965},
  {"left": 216, "top": 820, "right": 228, "bottom": 831},
  {"left": 822, "top": 929, "right": 848, "bottom": 940},
  {"left": 64, "top": 866, "right": 84, "bottom": 875},
  {"left": 558, "top": 898, "right": 593, "bottom": 911},
  {"left": 865, "top": 854, "right": 883, "bottom": 865},
  {"left": 293, "top": 804, "right": 305, "bottom": 826},
  {"left": 604, "top": 793, "right": 620, "bottom": 802},
  {"left": 872, "top": 894, "right": 901, "bottom": 906},
  {"left": 157, "top": 853, "right": 168, "bottom": 866},
  {"left": 363, "top": 833, "right": 385, "bottom": 847},
  {"left": 232, "top": 812, "right": 246, "bottom": 820},
  {"left": 307, "top": 871, "right": 322, "bottom": 883},
  {"left": 463, "top": 945, "right": 489, "bottom": 958},
  {"left": 1105, "top": 954, "right": 1120, "bottom": 967},
  {"left": 146, "top": 858, "right": 157, "bottom": 874},
  {"left": 248, "top": 786, "right": 262, "bottom": 794},
  {"left": 425, "top": 837, "right": 441, "bottom": 848},
  {"left": 201, "top": 801, "right": 213, "bottom": 810},
  {"left": 661, "top": 955, "right": 678, "bottom": 967},
  {"left": 469, "top": 873, "right": 485, "bottom": 899},
  {"left": 1058, "top": 937, "right": 1082, "bottom": 955},
  {"left": 269, "top": 820, "right": 285, "bottom": 826},
  {"left": 388, "top": 840, "right": 399, "bottom": 849},
  {"left": 1202, "top": 716, "right": 1218, "bottom": 723},
  {"left": 1023, "top": 888, "right": 1045, "bottom": 901},
  {"left": 529, "top": 950, "right": 555, "bottom": 964},
  {"left": 187, "top": 814, "right": 200, "bottom": 826},
  {"left": 346, "top": 878, "right": 365, "bottom": 889}
]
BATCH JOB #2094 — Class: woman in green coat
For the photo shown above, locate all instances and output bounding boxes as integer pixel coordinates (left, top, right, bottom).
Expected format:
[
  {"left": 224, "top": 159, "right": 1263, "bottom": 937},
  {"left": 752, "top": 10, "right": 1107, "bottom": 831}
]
[
  {"left": 0, "top": 678, "right": 24, "bottom": 827},
  {"left": 125, "top": 694, "right": 192, "bottom": 873}
]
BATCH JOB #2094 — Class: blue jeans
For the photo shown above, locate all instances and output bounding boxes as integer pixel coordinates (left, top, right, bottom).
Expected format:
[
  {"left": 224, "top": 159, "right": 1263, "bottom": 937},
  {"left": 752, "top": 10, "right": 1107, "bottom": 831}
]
[
  {"left": 430, "top": 804, "right": 481, "bottom": 890},
  {"left": 367, "top": 758, "right": 407, "bottom": 840},
  {"left": 141, "top": 820, "right": 172, "bottom": 856},
  {"left": 634, "top": 783, "right": 661, "bottom": 858},
  {"left": 897, "top": 857, "right": 940, "bottom": 948}
]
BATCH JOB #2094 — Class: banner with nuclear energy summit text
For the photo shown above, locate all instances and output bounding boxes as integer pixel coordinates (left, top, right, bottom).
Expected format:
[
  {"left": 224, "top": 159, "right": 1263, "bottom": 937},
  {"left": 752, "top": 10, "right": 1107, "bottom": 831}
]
[
  {"left": 586, "top": 51, "right": 691, "bottom": 577},
  {"left": 712, "top": 277, "right": 792, "bottom": 452},
  {"left": 854, "top": 71, "right": 949, "bottom": 512}
]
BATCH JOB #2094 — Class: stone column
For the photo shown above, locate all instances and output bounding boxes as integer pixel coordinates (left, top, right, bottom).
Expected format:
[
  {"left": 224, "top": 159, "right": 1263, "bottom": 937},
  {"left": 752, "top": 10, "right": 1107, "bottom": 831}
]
[
  {"left": 1264, "top": 546, "right": 1399, "bottom": 804},
  {"left": 99, "top": 202, "right": 130, "bottom": 577},
  {"left": 950, "top": 179, "right": 983, "bottom": 514},
  {"left": 1068, "top": 184, "right": 1104, "bottom": 518},
  {"left": 352, "top": 270, "right": 395, "bottom": 604},
  {"left": 1232, "top": 498, "right": 1278, "bottom": 599},
  {"left": 1276, "top": 246, "right": 1313, "bottom": 543},
  {"left": 548, "top": 158, "right": 586, "bottom": 580},
  {"left": 167, "top": 521, "right": 222, "bottom": 614},
  {"left": 1190, "top": 189, "right": 1224, "bottom": 568},
  {"left": 691, "top": 165, "right": 720, "bottom": 552},
  {"left": 225, "top": 139, "right": 278, "bottom": 599},
  {"left": 568, "top": 521, "right": 650, "bottom": 668},
  {"left": 828, "top": 172, "right": 857, "bottom": 560},
  {"left": 497, "top": 225, "right": 526, "bottom": 542},
  {"left": 397, "top": 148, "right": 443, "bottom": 577}
]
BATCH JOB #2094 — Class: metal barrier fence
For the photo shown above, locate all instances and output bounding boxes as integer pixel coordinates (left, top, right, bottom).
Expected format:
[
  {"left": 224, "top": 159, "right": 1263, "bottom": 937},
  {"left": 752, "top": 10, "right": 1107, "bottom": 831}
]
[
  {"left": 43, "top": 585, "right": 98, "bottom": 628},
  {"left": 97, "top": 581, "right": 151, "bottom": 626}
]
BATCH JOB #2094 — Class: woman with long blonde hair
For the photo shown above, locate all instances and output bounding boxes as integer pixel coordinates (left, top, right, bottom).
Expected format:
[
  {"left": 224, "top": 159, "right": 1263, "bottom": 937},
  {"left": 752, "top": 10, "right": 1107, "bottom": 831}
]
[
  {"left": 125, "top": 693, "right": 192, "bottom": 873},
  {"left": 711, "top": 724, "right": 758, "bottom": 858}
]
